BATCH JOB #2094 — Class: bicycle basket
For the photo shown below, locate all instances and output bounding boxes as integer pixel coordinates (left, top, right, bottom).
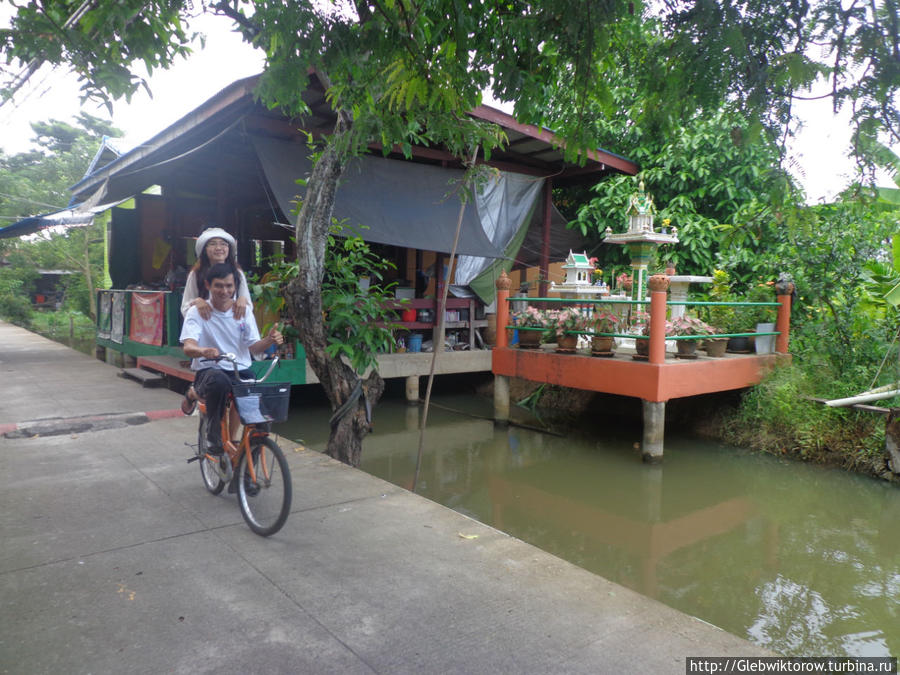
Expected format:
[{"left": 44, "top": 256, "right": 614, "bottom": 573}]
[{"left": 231, "top": 382, "right": 291, "bottom": 424}]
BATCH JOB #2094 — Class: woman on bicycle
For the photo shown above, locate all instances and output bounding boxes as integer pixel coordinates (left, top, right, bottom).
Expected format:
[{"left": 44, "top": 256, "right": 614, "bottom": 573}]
[
  {"left": 181, "top": 227, "right": 252, "bottom": 320},
  {"left": 180, "top": 263, "right": 282, "bottom": 452}
]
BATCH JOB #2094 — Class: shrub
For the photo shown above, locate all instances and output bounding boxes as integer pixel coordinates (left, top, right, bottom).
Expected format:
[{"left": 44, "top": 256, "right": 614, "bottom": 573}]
[
  {"left": 0, "top": 294, "right": 33, "bottom": 326},
  {"left": 745, "top": 281, "right": 776, "bottom": 324}
]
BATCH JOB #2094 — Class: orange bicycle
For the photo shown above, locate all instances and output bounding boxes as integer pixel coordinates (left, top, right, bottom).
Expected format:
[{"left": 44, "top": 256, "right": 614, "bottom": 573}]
[{"left": 187, "top": 354, "right": 292, "bottom": 537}]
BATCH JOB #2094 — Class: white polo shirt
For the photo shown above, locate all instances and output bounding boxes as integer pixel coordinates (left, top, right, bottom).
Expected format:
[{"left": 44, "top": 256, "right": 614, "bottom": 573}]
[{"left": 179, "top": 305, "right": 260, "bottom": 371}]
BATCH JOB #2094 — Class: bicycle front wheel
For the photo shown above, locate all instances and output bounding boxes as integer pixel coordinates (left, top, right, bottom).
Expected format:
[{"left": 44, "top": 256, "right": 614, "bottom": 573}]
[
  {"left": 198, "top": 414, "right": 225, "bottom": 495},
  {"left": 237, "top": 437, "right": 292, "bottom": 536}
]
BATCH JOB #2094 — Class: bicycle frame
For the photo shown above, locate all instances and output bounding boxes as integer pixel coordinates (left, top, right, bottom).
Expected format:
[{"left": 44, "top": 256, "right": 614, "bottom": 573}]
[{"left": 196, "top": 354, "right": 281, "bottom": 485}]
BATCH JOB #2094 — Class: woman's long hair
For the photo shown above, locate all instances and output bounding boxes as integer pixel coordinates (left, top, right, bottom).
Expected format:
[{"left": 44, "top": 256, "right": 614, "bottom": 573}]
[{"left": 190, "top": 240, "right": 243, "bottom": 299}]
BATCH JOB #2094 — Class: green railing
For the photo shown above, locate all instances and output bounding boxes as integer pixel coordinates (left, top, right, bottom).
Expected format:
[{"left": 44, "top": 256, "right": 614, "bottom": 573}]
[{"left": 505, "top": 297, "right": 782, "bottom": 341}]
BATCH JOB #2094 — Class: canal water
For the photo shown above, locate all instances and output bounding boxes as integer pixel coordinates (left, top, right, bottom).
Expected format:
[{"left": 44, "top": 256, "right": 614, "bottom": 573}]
[{"left": 277, "top": 388, "right": 900, "bottom": 657}]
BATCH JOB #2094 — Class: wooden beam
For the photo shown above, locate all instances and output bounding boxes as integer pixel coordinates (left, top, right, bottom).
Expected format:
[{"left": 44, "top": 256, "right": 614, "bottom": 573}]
[
  {"left": 539, "top": 179, "right": 552, "bottom": 297},
  {"left": 469, "top": 104, "right": 639, "bottom": 175}
]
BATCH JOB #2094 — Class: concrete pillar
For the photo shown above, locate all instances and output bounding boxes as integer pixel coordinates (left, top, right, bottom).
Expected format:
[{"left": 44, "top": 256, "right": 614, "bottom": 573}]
[
  {"left": 405, "top": 375, "right": 419, "bottom": 405},
  {"left": 641, "top": 399, "right": 665, "bottom": 463},
  {"left": 494, "top": 374, "right": 510, "bottom": 425},
  {"left": 405, "top": 404, "right": 420, "bottom": 430}
]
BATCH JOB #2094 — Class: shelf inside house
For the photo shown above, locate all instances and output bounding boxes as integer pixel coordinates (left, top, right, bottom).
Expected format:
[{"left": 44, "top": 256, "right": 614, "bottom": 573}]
[{"left": 388, "top": 297, "right": 488, "bottom": 349}]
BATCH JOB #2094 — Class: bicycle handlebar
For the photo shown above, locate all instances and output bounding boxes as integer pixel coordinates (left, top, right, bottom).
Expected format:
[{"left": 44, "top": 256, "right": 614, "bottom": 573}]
[{"left": 210, "top": 353, "right": 281, "bottom": 384}]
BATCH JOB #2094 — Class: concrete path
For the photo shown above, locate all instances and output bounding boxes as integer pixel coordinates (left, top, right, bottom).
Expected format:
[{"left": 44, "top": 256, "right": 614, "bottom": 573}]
[{"left": 0, "top": 320, "right": 770, "bottom": 673}]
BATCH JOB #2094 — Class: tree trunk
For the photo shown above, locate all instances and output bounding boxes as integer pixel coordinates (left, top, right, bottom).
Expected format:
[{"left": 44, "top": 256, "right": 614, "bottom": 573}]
[{"left": 284, "top": 110, "right": 384, "bottom": 467}]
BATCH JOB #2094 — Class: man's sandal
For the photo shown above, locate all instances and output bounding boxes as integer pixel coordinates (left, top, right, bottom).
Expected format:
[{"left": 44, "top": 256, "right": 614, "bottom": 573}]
[{"left": 181, "top": 386, "right": 197, "bottom": 415}]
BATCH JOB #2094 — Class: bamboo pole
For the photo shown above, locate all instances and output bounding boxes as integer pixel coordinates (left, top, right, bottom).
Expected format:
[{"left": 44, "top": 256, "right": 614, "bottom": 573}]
[{"left": 825, "top": 389, "right": 900, "bottom": 407}]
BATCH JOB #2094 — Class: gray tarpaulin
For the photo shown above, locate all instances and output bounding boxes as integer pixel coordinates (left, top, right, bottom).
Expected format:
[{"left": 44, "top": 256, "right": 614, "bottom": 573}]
[
  {"left": 455, "top": 171, "right": 544, "bottom": 285},
  {"left": 252, "top": 135, "right": 505, "bottom": 259}
]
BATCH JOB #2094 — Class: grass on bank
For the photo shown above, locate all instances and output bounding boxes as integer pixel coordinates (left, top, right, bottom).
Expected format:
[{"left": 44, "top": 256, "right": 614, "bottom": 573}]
[
  {"left": 28, "top": 309, "right": 95, "bottom": 340},
  {"left": 722, "top": 364, "right": 889, "bottom": 475},
  {"left": 0, "top": 302, "right": 96, "bottom": 343}
]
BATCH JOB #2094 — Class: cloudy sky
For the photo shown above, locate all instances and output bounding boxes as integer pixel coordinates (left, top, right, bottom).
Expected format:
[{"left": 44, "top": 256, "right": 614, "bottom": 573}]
[{"left": 0, "top": 10, "right": 893, "bottom": 207}]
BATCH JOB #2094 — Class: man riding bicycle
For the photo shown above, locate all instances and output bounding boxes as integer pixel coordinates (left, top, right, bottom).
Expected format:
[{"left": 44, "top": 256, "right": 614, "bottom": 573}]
[{"left": 180, "top": 262, "right": 283, "bottom": 454}]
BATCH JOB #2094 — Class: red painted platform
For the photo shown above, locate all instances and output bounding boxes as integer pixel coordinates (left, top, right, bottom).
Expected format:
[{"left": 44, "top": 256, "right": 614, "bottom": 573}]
[{"left": 492, "top": 346, "right": 789, "bottom": 402}]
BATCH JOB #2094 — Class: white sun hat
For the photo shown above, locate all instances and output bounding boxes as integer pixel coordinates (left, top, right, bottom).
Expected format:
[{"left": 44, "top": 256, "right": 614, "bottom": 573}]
[{"left": 195, "top": 227, "right": 237, "bottom": 258}]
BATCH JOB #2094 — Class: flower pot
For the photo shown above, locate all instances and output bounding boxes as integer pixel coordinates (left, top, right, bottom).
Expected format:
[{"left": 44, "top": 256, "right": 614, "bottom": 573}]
[
  {"left": 591, "top": 335, "right": 615, "bottom": 356},
  {"left": 401, "top": 308, "right": 417, "bottom": 322},
  {"left": 518, "top": 330, "right": 542, "bottom": 349},
  {"left": 727, "top": 336, "right": 751, "bottom": 353},
  {"left": 556, "top": 333, "right": 578, "bottom": 353},
  {"left": 704, "top": 337, "right": 728, "bottom": 358},
  {"left": 755, "top": 322, "right": 776, "bottom": 354},
  {"left": 675, "top": 340, "right": 698, "bottom": 359},
  {"left": 633, "top": 337, "right": 649, "bottom": 359}
]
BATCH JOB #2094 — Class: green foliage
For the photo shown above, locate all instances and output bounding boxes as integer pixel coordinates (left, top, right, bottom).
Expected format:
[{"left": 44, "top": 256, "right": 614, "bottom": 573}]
[
  {"left": 744, "top": 282, "right": 777, "bottom": 325},
  {"left": 321, "top": 227, "right": 401, "bottom": 374},
  {"left": 1, "top": 113, "right": 121, "bottom": 224},
  {"left": 252, "top": 228, "right": 402, "bottom": 375},
  {"left": 0, "top": 115, "right": 117, "bottom": 319},
  {"left": 0, "top": 293, "right": 33, "bottom": 326},
  {"left": 706, "top": 269, "right": 735, "bottom": 333},
  {"left": 728, "top": 365, "right": 884, "bottom": 462},
  {"left": 568, "top": 108, "right": 794, "bottom": 277},
  {"left": 2, "top": 2, "right": 195, "bottom": 111},
  {"left": 723, "top": 192, "right": 900, "bottom": 465},
  {"left": 29, "top": 309, "right": 95, "bottom": 341}
]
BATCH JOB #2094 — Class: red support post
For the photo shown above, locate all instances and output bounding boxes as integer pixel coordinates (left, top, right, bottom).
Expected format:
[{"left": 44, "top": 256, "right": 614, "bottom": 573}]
[
  {"left": 495, "top": 271, "right": 511, "bottom": 349},
  {"left": 775, "top": 293, "right": 792, "bottom": 354},
  {"left": 648, "top": 275, "right": 669, "bottom": 364}
]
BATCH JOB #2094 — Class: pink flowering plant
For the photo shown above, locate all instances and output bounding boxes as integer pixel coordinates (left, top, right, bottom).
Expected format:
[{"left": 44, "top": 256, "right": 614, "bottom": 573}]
[
  {"left": 592, "top": 310, "right": 620, "bottom": 335},
  {"left": 630, "top": 311, "right": 673, "bottom": 337},
  {"left": 545, "top": 307, "right": 587, "bottom": 338},
  {"left": 512, "top": 305, "right": 548, "bottom": 329},
  {"left": 669, "top": 315, "right": 712, "bottom": 336}
]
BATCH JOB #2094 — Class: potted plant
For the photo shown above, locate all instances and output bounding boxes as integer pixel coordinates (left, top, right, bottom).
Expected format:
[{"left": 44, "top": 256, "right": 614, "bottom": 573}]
[
  {"left": 707, "top": 269, "right": 734, "bottom": 335},
  {"left": 545, "top": 307, "right": 586, "bottom": 353},
  {"left": 707, "top": 270, "right": 754, "bottom": 353},
  {"left": 703, "top": 325, "right": 729, "bottom": 357},
  {"left": 590, "top": 310, "right": 620, "bottom": 356},
  {"left": 669, "top": 315, "right": 712, "bottom": 358},
  {"left": 511, "top": 305, "right": 547, "bottom": 348}
]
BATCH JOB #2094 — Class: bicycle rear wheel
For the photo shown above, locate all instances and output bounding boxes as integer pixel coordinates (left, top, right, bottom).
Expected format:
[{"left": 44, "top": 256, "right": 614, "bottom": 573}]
[
  {"left": 198, "top": 414, "right": 225, "bottom": 495},
  {"left": 237, "top": 437, "right": 292, "bottom": 536}
]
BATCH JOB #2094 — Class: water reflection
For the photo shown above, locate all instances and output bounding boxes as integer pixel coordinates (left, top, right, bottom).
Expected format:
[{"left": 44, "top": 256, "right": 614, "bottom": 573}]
[{"left": 277, "top": 395, "right": 900, "bottom": 657}]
